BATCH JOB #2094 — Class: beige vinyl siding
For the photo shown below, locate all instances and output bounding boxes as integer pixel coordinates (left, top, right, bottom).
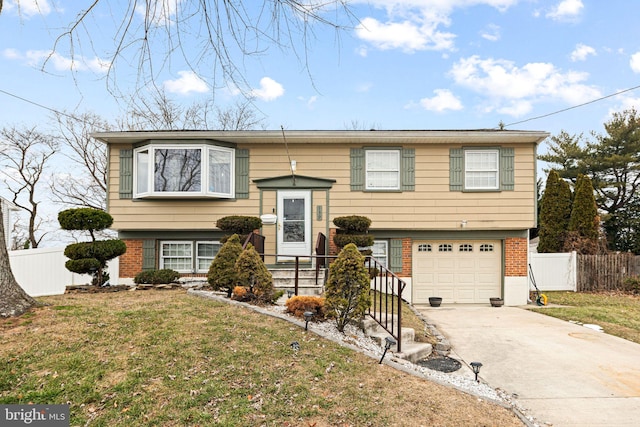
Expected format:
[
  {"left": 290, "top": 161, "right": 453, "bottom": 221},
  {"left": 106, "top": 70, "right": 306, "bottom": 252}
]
[{"left": 107, "top": 142, "right": 537, "bottom": 231}]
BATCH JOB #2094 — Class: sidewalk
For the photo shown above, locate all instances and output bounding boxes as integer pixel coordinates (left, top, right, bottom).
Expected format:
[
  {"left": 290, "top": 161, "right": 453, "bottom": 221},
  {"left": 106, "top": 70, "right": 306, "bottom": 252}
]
[{"left": 419, "top": 305, "right": 640, "bottom": 426}]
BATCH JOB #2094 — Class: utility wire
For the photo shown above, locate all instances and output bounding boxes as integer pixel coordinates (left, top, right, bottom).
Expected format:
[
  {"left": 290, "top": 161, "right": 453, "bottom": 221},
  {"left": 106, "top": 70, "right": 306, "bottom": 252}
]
[
  {"left": 0, "top": 88, "right": 78, "bottom": 121},
  {"left": 501, "top": 84, "right": 640, "bottom": 128}
]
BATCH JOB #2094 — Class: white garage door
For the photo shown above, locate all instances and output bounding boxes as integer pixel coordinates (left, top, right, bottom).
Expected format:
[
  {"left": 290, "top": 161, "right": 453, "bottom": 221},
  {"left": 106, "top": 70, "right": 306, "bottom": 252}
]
[{"left": 413, "top": 241, "right": 502, "bottom": 304}]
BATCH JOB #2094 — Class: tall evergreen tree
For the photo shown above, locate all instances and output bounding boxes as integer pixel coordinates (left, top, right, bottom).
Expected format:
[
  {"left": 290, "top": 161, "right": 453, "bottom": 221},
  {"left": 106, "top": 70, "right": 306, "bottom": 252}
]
[
  {"left": 569, "top": 174, "right": 599, "bottom": 240},
  {"left": 540, "top": 108, "right": 640, "bottom": 252},
  {"left": 537, "top": 170, "right": 572, "bottom": 253}
]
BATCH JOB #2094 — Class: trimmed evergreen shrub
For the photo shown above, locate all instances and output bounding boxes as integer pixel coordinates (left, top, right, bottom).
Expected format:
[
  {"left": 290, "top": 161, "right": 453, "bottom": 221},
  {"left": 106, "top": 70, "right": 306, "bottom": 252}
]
[
  {"left": 333, "top": 232, "right": 374, "bottom": 249},
  {"left": 207, "top": 234, "right": 243, "bottom": 296},
  {"left": 58, "top": 208, "right": 126, "bottom": 286},
  {"left": 235, "top": 243, "right": 275, "bottom": 303},
  {"left": 134, "top": 269, "right": 180, "bottom": 284},
  {"left": 285, "top": 295, "right": 326, "bottom": 320},
  {"left": 216, "top": 216, "right": 262, "bottom": 242},
  {"left": 332, "top": 216, "right": 371, "bottom": 233},
  {"left": 324, "top": 243, "right": 371, "bottom": 332}
]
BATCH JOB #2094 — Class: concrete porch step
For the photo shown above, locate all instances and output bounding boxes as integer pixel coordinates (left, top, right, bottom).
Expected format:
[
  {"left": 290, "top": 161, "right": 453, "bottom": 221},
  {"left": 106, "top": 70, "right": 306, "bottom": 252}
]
[{"left": 362, "top": 316, "right": 433, "bottom": 363}]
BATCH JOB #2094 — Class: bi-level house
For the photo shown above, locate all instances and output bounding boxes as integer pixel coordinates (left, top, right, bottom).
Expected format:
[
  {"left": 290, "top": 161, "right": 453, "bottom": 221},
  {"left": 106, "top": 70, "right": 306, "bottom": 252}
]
[{"left": 93, "top": 129, "right": 548, "bottom": 306}]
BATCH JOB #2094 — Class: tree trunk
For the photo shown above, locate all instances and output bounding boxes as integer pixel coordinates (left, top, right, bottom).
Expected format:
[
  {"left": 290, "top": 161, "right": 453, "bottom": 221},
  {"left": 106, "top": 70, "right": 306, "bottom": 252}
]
[{"left": 0, "top": 208, "right": 37, "bottom": 317}]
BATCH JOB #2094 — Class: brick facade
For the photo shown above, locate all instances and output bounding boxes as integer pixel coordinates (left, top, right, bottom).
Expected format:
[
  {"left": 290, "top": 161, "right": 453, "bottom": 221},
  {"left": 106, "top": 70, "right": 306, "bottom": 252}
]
[
  {"left": 505, "top": 237, "right": 528, "bottom": 276},
  {"left": 401, "top": 237, "right": 412, "bottom": 276},
  {"left": 119, "top": 239, "right": 144, "bottom": 278}
]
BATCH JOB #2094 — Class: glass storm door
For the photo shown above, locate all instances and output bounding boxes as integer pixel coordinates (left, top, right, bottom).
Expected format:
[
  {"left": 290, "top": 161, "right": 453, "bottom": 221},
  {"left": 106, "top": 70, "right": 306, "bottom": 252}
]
[{"left": 277, "top": 190, "right": 311, "bottom": 261}]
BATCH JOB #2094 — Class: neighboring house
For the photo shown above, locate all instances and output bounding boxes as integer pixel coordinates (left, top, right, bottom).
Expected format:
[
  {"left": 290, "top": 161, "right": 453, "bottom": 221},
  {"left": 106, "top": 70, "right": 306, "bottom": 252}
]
[
  {"left": 93, "top": 129, "right": 549, "bottom": 306},
  {"left": 1, "top": 196, "right": 18, "bottom": 249}
]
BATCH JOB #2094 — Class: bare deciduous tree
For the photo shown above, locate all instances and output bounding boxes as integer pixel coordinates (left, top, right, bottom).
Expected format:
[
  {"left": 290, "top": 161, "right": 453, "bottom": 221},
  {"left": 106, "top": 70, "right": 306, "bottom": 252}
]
[
  {"left": 6, "top": 1, "right": 356, "bottom": 97},
  {"left": 51, "top": 112, "right": 111, "bottom": 210},
  {"left": 0, "top": 126, "right": 58, "bottom": 249}
]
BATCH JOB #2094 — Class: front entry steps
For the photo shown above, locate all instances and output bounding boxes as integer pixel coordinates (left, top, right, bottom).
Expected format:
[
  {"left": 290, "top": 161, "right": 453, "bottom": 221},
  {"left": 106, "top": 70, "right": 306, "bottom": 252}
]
[
  {"left": 271, "top": 268, "right": 325, "bottom": 296},
  {"left": 362, "top": 316, "right": 433, "bottom": 363}
]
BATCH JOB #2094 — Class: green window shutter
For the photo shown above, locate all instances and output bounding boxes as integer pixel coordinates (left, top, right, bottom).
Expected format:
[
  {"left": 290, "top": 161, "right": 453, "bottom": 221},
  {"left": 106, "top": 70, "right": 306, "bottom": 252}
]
[
  {"left": 401, "top": 148, "right": 415, "bottom": 191},
  {"left": 235, "top": 149, "right": 249, "bottom": 199},
  {"left": 389, "top": 239, "right": 403, "bottom": 273},
  {"left": 350, "top": 148, "right": 365, "bottom": 191},
  {"left": 500, "top": 148, "right": 515, "bottom": 191},
  {"left": 142, "top": 240, "right": 156, "bottom": 270},
  {"left": 119, "top": 149, "right": 133, "bottom": 199},
  {"left": 449, "top": 148, "right": 463, "bottom": 191}
]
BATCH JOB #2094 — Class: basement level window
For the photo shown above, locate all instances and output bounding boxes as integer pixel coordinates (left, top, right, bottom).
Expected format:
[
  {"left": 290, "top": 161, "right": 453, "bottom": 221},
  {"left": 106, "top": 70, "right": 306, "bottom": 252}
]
[{"left": 134, "top": 144, "right": 235, "bottom": 198}]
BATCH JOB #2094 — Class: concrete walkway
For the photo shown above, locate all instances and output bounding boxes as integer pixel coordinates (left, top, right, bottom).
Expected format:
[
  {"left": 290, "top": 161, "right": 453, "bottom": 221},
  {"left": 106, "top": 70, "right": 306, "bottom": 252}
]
[{"left": 418, "top": 304, "right": 640, "bottom": 427}]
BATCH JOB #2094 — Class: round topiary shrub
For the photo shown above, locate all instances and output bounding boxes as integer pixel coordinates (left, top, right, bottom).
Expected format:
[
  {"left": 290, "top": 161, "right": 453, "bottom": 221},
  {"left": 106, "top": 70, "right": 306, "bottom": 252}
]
[{"left": 333, "top": 216, "right": 371, "bottom": 233}]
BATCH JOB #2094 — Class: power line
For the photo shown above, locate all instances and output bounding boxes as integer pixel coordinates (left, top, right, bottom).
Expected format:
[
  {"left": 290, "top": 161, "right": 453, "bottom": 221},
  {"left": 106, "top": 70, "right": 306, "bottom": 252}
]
[
  {"left": 0, "top": 88, "right": 79, "bottom": 121},
  {"left": 502, "top": 84, "right": 640, "bottom": 128}
]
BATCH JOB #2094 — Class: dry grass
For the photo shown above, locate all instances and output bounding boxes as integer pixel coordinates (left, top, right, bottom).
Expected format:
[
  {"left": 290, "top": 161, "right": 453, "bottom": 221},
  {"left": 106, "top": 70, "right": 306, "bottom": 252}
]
[
  {"left": 530, "top": 291, "right": 640, "bottom": 344},
  {"left": 0, "top": 290, "right": 522, "bottom": 426}
]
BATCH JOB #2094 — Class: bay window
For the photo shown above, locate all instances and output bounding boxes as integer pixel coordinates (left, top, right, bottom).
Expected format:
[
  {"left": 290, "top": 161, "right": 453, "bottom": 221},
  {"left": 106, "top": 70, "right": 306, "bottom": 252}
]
[{"left": 134, "top": 144, "right": 234, "bottom": 198}]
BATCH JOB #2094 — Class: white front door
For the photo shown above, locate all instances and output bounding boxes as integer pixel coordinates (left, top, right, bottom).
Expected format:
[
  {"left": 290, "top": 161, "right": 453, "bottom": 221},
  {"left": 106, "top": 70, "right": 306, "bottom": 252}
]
[{"left": 277, "top": 190, "right": 311, "bottom": 261}]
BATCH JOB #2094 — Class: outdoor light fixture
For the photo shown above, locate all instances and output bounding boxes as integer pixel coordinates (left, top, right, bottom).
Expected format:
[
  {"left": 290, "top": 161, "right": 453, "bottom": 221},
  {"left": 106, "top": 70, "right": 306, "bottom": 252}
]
[
  {"left": 303, "top": 311, "right": 314, "bottom": 330},
  {"left": 379, "top": 336, "right": 397, "bottom": 364},
  {"left": 470, "top": 361, "right": 483, "bottom": 382},
  {"left": 287, "top": 290, "right": 294, "bottom": 298}
]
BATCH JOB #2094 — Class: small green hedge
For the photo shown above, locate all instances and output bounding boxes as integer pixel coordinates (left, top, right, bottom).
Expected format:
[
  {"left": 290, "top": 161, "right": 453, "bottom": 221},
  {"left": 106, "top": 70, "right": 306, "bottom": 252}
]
[
  {"left": 333, "top": 216, "right": 371, "bottom": 233},
  {"left": 134, "top": 269, "right": 181, "bottom": 285}
]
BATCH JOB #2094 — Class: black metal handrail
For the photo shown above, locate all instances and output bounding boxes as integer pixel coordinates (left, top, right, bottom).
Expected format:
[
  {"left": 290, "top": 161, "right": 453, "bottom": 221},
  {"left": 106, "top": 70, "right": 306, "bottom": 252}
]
[
  {"left": 256, "top": 251, "right": 407, "bottom": 352},
  {"left": 240, "top": 231, "right": 406, "bottom": 351}
]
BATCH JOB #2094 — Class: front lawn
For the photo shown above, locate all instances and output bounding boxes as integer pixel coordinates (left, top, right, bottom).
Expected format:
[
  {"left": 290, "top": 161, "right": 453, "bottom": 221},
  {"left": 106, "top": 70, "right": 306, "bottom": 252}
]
[
  {"left": 530, "top": 291, "right": 640, "bottom": 344},
  {"left": 0, "top": 290, "right": 521, "bottom": 426}
]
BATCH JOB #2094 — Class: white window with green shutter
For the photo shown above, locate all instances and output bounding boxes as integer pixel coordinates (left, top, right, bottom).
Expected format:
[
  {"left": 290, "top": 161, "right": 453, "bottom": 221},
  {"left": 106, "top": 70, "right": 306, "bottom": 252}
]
[
  {"left": 450, "top": 147, "right": 514, "bottom": 192},
  {"left": 351, "top": 148, "right": 414, "bottom": 192}
]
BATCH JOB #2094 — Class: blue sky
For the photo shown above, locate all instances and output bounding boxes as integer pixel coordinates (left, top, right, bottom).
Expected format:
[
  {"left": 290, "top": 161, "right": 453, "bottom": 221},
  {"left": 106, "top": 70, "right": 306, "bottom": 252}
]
[
  {"left": 2, "top": 0, "right": 639, "bottom": 137},
  {"left": 1, "top": 0, "right": 640, "bottom": 245}
]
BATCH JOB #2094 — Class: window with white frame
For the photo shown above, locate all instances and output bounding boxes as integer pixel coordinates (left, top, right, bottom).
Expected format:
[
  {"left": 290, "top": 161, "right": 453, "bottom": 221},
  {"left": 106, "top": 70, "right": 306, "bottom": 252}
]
[
  {"left": 370, "top": 240, "right": 388, "bottom": 268},
  {"left": 366, "top": 150, "right": 400, "bottom": 190},
  {"left": 160, "top": 241, "right": 221, "bottom": 273},
  {"left": 134, "top": 145, "right": 234, "bottom": 198},
  {"left": 465, "top": 149, "right": 499, "bottom": 190}
]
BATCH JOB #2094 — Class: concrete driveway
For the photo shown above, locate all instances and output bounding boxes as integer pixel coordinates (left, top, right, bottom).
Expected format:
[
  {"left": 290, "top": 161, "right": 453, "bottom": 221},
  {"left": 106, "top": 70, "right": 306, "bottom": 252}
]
[{"left": 418, "top": 304, "right": 640, "bottom": 427}]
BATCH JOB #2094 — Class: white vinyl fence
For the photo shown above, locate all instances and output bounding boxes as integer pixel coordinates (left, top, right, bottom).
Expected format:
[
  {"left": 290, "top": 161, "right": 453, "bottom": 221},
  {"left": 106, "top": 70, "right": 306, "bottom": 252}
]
[
  {"left": 529, "top": 251, "right": 577, "bottom": 292},
  {"left": 8, "top": 247, "right": 120, "bottom": 297}
]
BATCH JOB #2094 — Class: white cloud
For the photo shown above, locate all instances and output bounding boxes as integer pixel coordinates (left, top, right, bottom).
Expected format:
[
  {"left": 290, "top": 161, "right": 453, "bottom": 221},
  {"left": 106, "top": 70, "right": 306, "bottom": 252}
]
[
  {"left": 250, "top": 77, "right": 285, "bottom": 101},
  {"left": 353, "top": 0, "right": 517, "bottom": 52},
  {"left": 355, "top": 16, "right": 455, "bottom": 53},
  {"left": 570, "top": 43, "right": 596, "bottom": 62},
  {"left": 418, "top": 89, "right": 463, "bottom": 112},
  {"left": 630, "top": 52, "right": 640, "bottom": 73},
  {"left": 546, "top": 0, "right": 584, "bottom": 21},
  {"left": 6, "top": 49, "right": 109, "bottom": 73},
  {"left": 163, "top": 71, "right": 209, "bottom": 95},
  {"left": 450, "top": 55, "right": 601, "bottom": 116},
  {"left": 5, "top": 0, "right": 52, "bottom": 17},
  {"left": 480, "top": 24, "right": 501, "bottom": 42}
]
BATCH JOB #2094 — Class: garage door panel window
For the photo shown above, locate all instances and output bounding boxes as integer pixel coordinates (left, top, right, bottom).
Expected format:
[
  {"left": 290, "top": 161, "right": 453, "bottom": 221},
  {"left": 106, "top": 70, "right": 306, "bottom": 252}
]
[
  {"left": 438, "top": 244, "right": 452, "bottom": 252},
  {"left": 480, "top": 244, "right": 494, "bottom": 252},
  {"left": 459, "top": 244, "right": 473, "bottom": 252},
  {"left": 418, "top": 243, "right": 432, "bottom": 252}
]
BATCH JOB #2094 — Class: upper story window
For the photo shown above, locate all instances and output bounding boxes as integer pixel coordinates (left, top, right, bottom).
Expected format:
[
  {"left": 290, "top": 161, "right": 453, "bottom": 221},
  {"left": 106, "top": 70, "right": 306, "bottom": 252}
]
[
  {"left": 366, "top": 150, "right": 400, "bottom": 190},
  {"left": 464, "top": 149, "right": 499, "bottom": 190},
  {"left": 134, "top": 145, "right": 234, "bottom": 198}
]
